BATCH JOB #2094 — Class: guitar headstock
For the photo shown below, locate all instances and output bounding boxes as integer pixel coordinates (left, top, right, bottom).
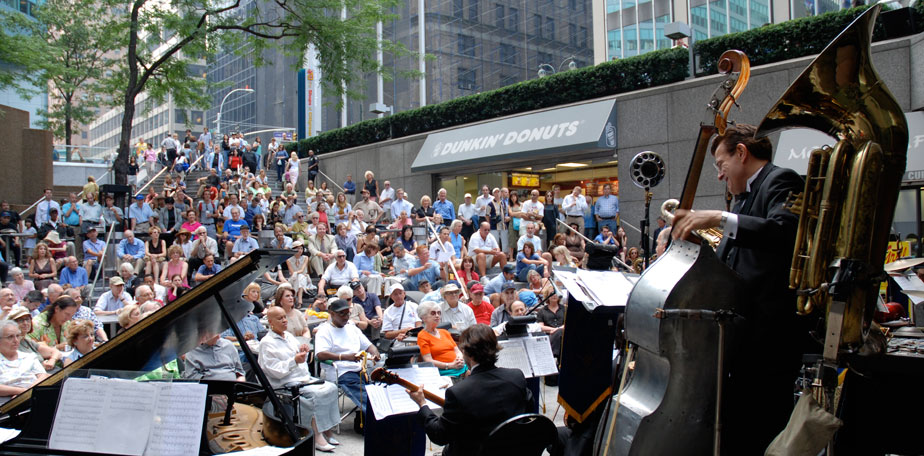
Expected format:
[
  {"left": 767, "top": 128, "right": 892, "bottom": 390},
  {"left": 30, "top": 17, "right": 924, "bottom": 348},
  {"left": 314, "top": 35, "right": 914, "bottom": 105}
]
[{"left": 370, "top": 367, "right": 398, "bottom": 385}]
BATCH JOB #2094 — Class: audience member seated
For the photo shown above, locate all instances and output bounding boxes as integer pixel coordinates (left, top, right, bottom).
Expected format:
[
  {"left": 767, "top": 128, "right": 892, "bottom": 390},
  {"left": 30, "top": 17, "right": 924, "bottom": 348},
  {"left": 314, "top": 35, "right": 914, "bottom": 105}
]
[
  {"left": 484, "top": 265, "right": 516, "bottom": 306},
  {"left": 166, "top": 274, "right": 189, "bottom": 303},
  {"left": 29, "top": 242, "right": 56, "bottom": 291},
  {"left": 525, "top": 270, "right": 552, "bottom": 297},
  {"left": 0, "top": 289, "right": 15, "bottom": 320},
  {"left": 353, "top": 244, "right": 384, "bottom": 296},
  {"left": 397, "top": 225, "right": 417, "bottom": 253},
  {"left": 416, "top": 300, "right": 467, "bottom": 377},
  {"left": 350, "top": 282, "right": 382, "bottom": 342},
  {"left": 160, "top": 245, "right": 188, "bottom": 289},
  {"left": 144, "top": 226, "right": 167, "bottom": 280},
  {"left": 275, "top": 286, "right": 310, "bottom": 339},
  {"left": 7, "top": 307, "right": 61, "bottom": 370},
  {"left": 63, "top": 288, "right": 107, "bottom": 343},
  {"left": 317, "top": 249, "right": 359, "bottom": 293},
  {"left": 17, "top": 291, "right": 44, "bottom": 319},
  {"left": 95, "top": 277, "right": 135, "bottom": 316},
  {"left": 182, "top": 331, "right": 245, "bottom": 381},
  {"left": 516, "top": 242, "right": 549, "bottom": 283},
  {"left": 406, "top": 324, "right": 534, "bottom": 455},
  {"left": 270, "top": 224, "right": 293, "bottom": 249},
  {"left": 62, "top": 319, "right": 95, "bottom": 366},
  {"left": 490, "top": 286, "right": 518, "bottom": 327},
  {"left": 189, "top": 226, "right": 219, "bottom": 274},
  {"left": 30, "top": 296, "right": 79, "bottom": 351},
  {"left": 58, "top": 256, "right": 89, "bottom": 296},
  {"left": 314, "top": 299, "right": 381, "bottom": 432},
  {"left": 466, "top": 283, "right": 493, "bottom": 326},
  {"left": 221, "top": 208, "right": 248, "bottom": 260},
  {"left": 307, "top": 222, "right": 335, "bottom": 277},
  {"left": 493, "top": 300, "right": 541, "bottom": 336},
  {"left": 381, "top": 284, "right": 421, "bottom": 342},
  {"left": 82, "top": 227, "right": 105, "bottom": 278},
  {"left": 7, "top": 268, "right": 34, "bottom": 304},
  {"left": 232, "top": 224, "right": 259, "bottom": 259},
  {"left": 117, "top": 229, "right": 146, "bottom": 274},
  {"left": 537, "top": 291, "right": 566, "bottom": 359},
  {"left": 259, "top": 307, "right": 341, "bottom": 452},
  {"left": 439, "top": 284, "right": 476, "bottom": 332},
  {"left": 117, "top": 304, "right": 142, "bottom": 332},
  {"left": 0, "top": 320, "right": 49, "bottom": 399},
  {"left": 405, "top": 245, "right": 444, "bottom": 292},
  {"left": 469, "top": 222, "right": 507, "bottom": 277},
  {"left": 194, "top": 254, "right": 222, "bottom": 284}
]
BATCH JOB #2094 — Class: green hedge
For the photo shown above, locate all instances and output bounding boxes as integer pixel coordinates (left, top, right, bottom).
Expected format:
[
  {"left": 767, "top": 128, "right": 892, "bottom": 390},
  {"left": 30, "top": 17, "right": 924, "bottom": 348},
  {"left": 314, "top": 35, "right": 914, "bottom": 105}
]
[{"left": 290, "top": 3, "right": 923, "bottom": 155}]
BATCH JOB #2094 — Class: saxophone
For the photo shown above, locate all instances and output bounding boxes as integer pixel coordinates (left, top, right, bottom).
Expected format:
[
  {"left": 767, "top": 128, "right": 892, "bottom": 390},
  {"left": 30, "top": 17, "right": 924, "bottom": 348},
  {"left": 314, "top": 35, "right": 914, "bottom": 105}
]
[{"left": 756, "top": 4, "right": 908, "bottom": 352}]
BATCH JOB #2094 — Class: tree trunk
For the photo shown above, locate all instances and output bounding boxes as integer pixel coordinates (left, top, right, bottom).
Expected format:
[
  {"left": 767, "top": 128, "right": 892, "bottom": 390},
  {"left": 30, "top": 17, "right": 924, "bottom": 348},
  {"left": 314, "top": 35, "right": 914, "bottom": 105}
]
[
  {"left": 64, "top": 101, "right": 72, "bottom": 148},
  {"left": 114, "top": 89, "right": 137, "bottom": 187}
]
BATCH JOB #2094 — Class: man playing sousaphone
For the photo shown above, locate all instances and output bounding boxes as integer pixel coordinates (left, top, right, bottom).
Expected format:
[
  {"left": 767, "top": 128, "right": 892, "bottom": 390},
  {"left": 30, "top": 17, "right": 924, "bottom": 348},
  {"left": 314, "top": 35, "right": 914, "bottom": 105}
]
[{"left": 671, "top": 124, "right": 809, "bottom": 454}]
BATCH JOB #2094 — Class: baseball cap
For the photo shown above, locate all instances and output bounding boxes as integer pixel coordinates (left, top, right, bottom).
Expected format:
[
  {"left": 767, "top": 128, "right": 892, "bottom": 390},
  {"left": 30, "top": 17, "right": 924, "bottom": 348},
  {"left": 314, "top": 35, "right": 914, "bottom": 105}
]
[
  {"left": 349, "top": 280, "right": 362, "bottom": 290},
  {"left": 502, "top": 264, "right": 516, "bottom": 274},
  {"left": 328, "top": 299, "right": 351, "bottom": 313},
  {"left": 470, "top": 283, "right": 484, "bottom": 293},
  {"left": 0, "top": 211, "right": 12, "bottom": 218},
  {"left": 464, "top": 193, "right": 472, "bottom": 199},
  {"left": 110, "top": 276, "right": 125, "bottom": 286},
  {"left": 135, "top": 195, "right": 144, "bottom": 200},
  {"left": 502, "top": 281, "right": 516, "bottom": 291},
  {"left": 387, "top": 283, "right": 404, "bottom": 295},
  {"left": 85, "top": 226, "right": 98, "bottom": 233}
]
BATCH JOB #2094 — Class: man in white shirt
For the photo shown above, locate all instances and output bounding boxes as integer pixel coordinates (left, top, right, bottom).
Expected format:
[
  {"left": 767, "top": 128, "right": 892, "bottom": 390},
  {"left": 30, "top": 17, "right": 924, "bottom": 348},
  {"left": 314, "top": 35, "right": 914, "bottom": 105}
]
[
  {"left": 317, "top": 249, "right": 360, "bottom": 292},
  {"left": 439, "top": 283, "right": 476, "bottom": 331},
  {"left": 221, "top": 194, "right": 245, "bottom": 220},
  {"left": 35, "top": 188, "right": 60, "bottom": 226},
  {"left": 468, "top": 221, "right": 507, "bottom": 277},
  {"left": 429, "top": 226, "right": 456, "bottom": 267},
  {"left": 378, "top": 181, "right": 396, "bottom": 222},
  {"left": 381, "top": 284, "right": 421, "bottom": 341},
  {"left": 517, "top": 222, "right": 545, "bottom": 253},
  {"left": 561, "top": 185, "right": 588, "bottom": 234},
  {"left": 457, "top": 193, "right": 478, "bottom": 240},
  {"left": 519, "top": 189, "right": 545, "bottom": 236},
  {"left": 314, "top": 299, "right": 381, "bottom": 416},
  {"left": 474, "top": 185, "right": 492, "bottom": 222}
]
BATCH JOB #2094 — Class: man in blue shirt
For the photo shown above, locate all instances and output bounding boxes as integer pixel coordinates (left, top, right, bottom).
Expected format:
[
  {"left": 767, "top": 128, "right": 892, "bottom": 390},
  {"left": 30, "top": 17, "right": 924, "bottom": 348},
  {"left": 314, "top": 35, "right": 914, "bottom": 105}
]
[
  {"left": 343, "top": 174, "right": 356, "bottom": 204},
  {"left": 221, "top": 311, "right": 264, "bottom": 367},
  {"left": 194, "top": 254, "right": 223, "bottom": 284},
  {"left": 117, "top": 229, "right": 146, "bottom": 273},
  {"left": 232, "top": 225, "right": 259, "bottom": 259},
  {"left": 404, "top": 245, "right": 445, "bottom": 291},
  {"left": 58, "top": 256, "right": 88, "bottom": 294},
  {"left": 244, "top": 197, "right": 263, "bottom": 226},
  {"left": 594, "top": 183, "right": 620, "bottom": 237},
  {"left": 351, "top": 281, "right": 382, "bottom": 341},
  {"left": 222, "top": 208, "right": 248, "bottom": 260},
  {"left": 128, "top": 195, "right": 155, "bottom": 232},
  {"left": 484, "top": 263, "right": 516, "bottom": 294},
  {"left": 432, "top": 188, "right": 456, "bottom": 223}
]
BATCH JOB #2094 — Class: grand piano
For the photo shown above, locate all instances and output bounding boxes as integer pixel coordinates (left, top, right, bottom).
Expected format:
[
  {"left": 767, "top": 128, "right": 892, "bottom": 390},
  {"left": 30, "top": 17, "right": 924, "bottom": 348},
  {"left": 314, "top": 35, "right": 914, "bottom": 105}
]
[{"left": 0, "top": 249, "right": 314, "bottom": 455}]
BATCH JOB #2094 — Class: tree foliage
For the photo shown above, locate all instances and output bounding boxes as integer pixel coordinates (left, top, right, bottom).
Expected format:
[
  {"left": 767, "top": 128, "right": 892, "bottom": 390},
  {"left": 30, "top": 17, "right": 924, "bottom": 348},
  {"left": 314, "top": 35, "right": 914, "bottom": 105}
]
[{"left": 0, "top": 0, "right": 120, "bottom": 148}]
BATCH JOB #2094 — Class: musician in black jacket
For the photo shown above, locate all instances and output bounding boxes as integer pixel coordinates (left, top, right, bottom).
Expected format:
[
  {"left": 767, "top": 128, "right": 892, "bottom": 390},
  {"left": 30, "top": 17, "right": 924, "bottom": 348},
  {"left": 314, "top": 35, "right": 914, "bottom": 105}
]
[
  {"left": 672, "top": 124, "right": 808, "bottom": 454},
  {"left": 406, "top": 324, "right": 533, "bottom": 456}
]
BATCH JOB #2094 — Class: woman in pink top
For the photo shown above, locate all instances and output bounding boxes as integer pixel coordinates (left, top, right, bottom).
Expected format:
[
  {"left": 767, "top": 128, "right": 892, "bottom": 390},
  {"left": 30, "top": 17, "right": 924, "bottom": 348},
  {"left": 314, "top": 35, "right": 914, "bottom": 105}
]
[
  {"left": 144, "top": 145, "right": 157, "bottom": 179},
  {"left": 160, "top": 245, "right": 188, "bottom": 287},
  {"left": 180, "top": 209, "right": 202, "bottom": 237}
]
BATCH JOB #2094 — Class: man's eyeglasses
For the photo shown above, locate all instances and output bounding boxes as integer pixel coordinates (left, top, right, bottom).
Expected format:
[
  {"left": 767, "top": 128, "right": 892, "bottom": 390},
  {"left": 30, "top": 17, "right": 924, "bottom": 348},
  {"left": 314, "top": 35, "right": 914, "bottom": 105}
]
[{"left": 2, "top": 334, "right": 22, "bottom": 341}]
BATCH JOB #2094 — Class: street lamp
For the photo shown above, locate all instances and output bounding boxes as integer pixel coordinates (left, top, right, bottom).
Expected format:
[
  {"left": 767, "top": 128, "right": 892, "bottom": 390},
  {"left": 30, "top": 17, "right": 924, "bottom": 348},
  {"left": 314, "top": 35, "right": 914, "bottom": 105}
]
[
  {"left": 216, "top": 87, "right": 255, "bottom": 136},
  {"left": 664, "top": 22, "right": 695, "bottom": 79},
  {"left": 538, "top": 55, "right": 579, "bottom": 78}
]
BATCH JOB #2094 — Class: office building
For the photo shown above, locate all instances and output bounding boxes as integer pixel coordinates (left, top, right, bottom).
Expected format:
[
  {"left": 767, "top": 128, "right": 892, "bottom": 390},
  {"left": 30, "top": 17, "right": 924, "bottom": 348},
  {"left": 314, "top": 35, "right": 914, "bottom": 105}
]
[{"left": 0, "top": 0, "right": 47, "bottom": 130}]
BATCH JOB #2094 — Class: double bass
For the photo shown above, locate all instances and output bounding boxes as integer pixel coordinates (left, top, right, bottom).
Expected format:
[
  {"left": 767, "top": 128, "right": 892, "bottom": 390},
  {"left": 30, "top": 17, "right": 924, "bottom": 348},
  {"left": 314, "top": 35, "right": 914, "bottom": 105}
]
[{"left": 596, "top": 51, "right": 751, "bottom": 455}]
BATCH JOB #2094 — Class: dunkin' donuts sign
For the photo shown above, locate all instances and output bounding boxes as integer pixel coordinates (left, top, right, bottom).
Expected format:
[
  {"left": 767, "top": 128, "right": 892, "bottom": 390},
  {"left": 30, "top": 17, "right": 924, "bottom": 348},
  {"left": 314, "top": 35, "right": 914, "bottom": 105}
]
[{"left": 412, "top": 100, "right": 617, "bottom": 172}]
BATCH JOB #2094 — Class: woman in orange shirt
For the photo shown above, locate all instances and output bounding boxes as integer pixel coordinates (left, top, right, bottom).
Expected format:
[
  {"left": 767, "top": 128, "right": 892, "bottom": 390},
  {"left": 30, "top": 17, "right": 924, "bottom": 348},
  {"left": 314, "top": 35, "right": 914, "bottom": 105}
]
[{"left": 416, "top": 300, "right": 467, "bottom": 377}]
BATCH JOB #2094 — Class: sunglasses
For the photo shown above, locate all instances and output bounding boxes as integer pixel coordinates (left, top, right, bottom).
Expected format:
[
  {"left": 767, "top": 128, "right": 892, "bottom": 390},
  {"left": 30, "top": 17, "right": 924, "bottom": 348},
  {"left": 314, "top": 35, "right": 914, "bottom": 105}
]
[{"left": 429, "top": 311, "right": 441, "bottom": 316}]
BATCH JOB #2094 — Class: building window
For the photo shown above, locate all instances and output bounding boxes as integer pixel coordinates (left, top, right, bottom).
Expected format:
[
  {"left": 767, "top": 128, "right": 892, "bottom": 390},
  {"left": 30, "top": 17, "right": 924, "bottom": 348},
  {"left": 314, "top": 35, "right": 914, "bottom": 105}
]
[
  {"left": 508, "top": 7, "right": 519, "bottom": 30},
  {"left": 469, "top": 0, "right": 478, "bottom": 20},
  {"left": 457, "top": 68, "right": 477, "bottom": 90},
  {"left": 191, "top": 110, "right": 204, "bottom": 125},
  {"left": 533, "top": 14, "right": 542, "bottom": 37},
  {"left": 580, "top": 26, "right": 588, "bottom": 48},
  {"left": 499, "top": 43, "right": 517, "bottom": 65},
  {"left": 453, "top": 0, "right": 464, "bottom": 18},
  {"left": 495, "top": 3, "right": 504, "bottom": 27},
  {"left": 175, "top": 109, "right": 187, "bottom": 124},
  {"left": 569, "top": 23, "right": 578, "bottom": 46},
  {"left": 500, "top": 74, "right": 518, "bottom": 86},
  {"left": 458, "top": 34, "right": 476, "bottom": 56},
  {"left": 568, "top": 0, "right": 577, "bottom": 10},
  {"left": 545, "top": 17, "right": 555, "bottom": 40}
]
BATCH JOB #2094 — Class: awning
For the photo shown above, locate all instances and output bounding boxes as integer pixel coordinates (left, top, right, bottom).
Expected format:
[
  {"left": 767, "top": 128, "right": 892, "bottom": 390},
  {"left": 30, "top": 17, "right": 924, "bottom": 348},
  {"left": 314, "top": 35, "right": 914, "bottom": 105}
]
[
  {"left": 772, "top": 111, "right": 924, "bottom": 182},
  {"left": 410, "top": 99, "right": 618, "bottom": 173}
]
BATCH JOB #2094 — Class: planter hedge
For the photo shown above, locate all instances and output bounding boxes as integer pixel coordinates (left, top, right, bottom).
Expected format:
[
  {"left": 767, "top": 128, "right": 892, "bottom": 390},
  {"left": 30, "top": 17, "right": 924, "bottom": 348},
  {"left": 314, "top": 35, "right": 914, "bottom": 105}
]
[{"left": 289, "top": 3, "right": 923, "bottom": 155}]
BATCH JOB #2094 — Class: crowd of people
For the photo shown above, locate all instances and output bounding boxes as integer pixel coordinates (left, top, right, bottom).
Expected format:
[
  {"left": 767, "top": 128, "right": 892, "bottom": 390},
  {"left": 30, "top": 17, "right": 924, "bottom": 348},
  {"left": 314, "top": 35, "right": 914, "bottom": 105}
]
[{"left": 0, "top": 135, "right": 640, "bottom": 452}]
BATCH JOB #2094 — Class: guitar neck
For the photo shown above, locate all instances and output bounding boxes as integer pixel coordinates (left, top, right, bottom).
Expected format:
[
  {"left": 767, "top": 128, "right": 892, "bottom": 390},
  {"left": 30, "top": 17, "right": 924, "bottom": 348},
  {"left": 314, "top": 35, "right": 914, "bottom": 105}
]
[{"left": 391, "top": 377, "right": 446, "bottom": 407}]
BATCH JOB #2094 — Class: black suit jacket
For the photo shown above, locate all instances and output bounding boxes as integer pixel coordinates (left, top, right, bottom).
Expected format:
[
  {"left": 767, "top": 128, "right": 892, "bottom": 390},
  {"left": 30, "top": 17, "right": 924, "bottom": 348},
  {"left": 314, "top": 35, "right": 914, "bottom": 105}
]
[
  {"left": 418, "top": 364, "right": 533, "bottom": 456},
  {"left": 716, "top": 164, "right": 804, "bottom": 368}
]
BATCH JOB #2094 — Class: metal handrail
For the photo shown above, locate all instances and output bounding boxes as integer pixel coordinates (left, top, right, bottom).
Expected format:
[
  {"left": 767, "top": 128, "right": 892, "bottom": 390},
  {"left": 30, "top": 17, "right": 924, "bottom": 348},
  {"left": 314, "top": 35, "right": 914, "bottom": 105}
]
[
  {"left": 87, "top": 221, "right": 118, "bottom": 301},
  {"left": 21, "top": 168, "right": 113, "bottom": 217},
  {"left": 133, "top": 154, "right": 205, "bottom": 198},
  {"left": 316, "top": 169, "right": 345, "bottom": 194}
]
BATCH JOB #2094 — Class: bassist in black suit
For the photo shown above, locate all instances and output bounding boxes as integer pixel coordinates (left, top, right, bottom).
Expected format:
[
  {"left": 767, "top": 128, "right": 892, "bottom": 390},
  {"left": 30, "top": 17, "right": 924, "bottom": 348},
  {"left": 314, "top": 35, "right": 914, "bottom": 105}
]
[
  {"left": 407, "top": 324, "right": 533, "bottom": 456},
  {"left": 673, "top": 124, "right": 809, "bottom": 454}
]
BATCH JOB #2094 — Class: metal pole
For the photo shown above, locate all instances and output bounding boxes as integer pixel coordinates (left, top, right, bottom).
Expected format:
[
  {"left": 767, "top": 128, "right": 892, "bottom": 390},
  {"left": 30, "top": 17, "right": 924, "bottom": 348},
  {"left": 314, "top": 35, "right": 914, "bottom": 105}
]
[
  {"left": 555, "top": 219, "right": 633, "bottom": 270},
  {"left": 88, "top": 221, "right": 118, "bottom": 301},
  {"left": 423, "top": 216, "right": 469, "bottom": 301},
  {"left": 376, "top": 21, "right": 384, "bottom": 119},
  {"left": 315, "top": 169, "right": 346, "bottom": 193},
  {"left": 216, "top": 88, "right": 255, "bottom": 137}
]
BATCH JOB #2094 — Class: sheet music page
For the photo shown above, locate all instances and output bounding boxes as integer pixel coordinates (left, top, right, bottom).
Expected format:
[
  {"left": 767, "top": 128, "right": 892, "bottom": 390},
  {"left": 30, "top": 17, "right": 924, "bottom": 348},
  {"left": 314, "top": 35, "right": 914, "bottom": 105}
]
[
  {"left": 365, "top": 384, "right": 393, "bottom": 420},
  {"left": 893, "top": 272, "right": 924, "bottom": 304},
  {"left": 366, "top": 366, "right": 449, "bottom": 420},
  {"left": 497, "top": 339, "right": 533, "bottom": 378},
  {"left": 523, "top": 336, "right": 558, "bottom": 377},
  {"left": 554, "top": 270, "right": 591, "bottom": 303},
  {"left": 144, "top": 382, "right": 208, "bottom": 456},
  {"left": 49, "top": 377, "right": 155, "bottom": 456},
  {"left": 576, "top": 269, "right": 634, "bottom": 308},
  {"left": 0, "top": 427, "right": 20, "bottom": 444}
]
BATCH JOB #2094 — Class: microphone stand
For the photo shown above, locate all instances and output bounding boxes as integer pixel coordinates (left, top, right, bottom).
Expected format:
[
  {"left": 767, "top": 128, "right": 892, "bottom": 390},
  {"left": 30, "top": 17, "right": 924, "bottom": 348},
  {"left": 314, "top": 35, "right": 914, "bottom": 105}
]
[{"left": 642, "top": 188, "right": 653, "bottom": 269}]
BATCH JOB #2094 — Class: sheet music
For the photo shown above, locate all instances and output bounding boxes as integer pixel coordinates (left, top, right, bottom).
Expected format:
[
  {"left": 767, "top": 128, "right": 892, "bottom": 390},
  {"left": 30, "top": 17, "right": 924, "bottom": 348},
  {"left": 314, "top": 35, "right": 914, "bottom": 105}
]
[
  {"left": 892, "top": 272, "right": 924, "bottom": 304},
  {"left": 49, "top": 378, "right": 155, "bottom": 455},
  {"left": 497, "top": 340, "right": 533, "bottom": 378},
  {"left": 0, "top": 428, "right": 20, "bottom": 444},
  {"left": 576, "top": 269, "right": 634, "bottom": 308},
  {"left": 144, "top": 382, "right": 208, "bottom": 456},
  {"left": 523, "top": 336, "right": 558, "bottom": 376},
  {"left": 553, "top": 270, "right": 591, "bottom": 303},
  {"left": 366, "top": 366, "right": 448, "bottom": 420},
  {"left": 214, "top": 447, "right": 291, "bottom": 456}
]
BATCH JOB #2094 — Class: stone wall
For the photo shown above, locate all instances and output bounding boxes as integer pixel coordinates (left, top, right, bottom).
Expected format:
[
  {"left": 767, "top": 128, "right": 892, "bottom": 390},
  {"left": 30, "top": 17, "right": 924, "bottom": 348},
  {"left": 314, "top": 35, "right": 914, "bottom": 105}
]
[{"left": 0, "top": 105, "right": 53, "bottom": 210}]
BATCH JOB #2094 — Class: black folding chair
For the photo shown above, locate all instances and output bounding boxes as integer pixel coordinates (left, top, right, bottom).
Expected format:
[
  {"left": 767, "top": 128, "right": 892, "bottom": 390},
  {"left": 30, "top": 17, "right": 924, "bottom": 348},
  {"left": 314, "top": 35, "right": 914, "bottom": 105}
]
[{"left": 479, "top": 413, "right": 557, "bottom": 456}]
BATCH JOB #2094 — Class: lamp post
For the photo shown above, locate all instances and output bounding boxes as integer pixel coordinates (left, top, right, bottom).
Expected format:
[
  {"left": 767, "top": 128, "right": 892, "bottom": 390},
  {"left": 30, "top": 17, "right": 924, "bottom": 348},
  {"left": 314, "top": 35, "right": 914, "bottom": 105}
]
[
  {"left": 664, "top": 22, "right": 695, "bottom": 79},
  {"left": 216, "top": 87, "right": 255, "bottom": 136},
  {"left": 538, "top": 55, "right": 579, "bottom": 77}
]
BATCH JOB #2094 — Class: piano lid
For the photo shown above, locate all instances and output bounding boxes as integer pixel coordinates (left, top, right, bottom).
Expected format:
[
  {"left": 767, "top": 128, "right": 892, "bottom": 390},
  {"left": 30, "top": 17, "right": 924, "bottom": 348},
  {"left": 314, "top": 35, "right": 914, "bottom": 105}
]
[{"left": 0, "top": 248, "right": 292, "bottom": 416}]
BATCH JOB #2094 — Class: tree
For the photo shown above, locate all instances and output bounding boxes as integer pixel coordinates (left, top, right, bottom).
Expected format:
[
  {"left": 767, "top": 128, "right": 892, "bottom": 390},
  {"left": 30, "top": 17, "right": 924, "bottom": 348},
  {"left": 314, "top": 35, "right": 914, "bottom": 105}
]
[
  {"left": 91, "top": 0, "right": 410, "bottom": 186},
  {"left": 0, "top": 0, "right": 120, "bottom": 154}
]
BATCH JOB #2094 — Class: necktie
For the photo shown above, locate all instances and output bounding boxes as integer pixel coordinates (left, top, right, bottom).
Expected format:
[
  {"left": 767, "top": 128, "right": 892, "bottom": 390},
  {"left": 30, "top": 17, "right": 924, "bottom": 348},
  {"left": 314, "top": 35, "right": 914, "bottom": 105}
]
[{"left": 732, "top": 192, "right": 749, "bottom": 214}]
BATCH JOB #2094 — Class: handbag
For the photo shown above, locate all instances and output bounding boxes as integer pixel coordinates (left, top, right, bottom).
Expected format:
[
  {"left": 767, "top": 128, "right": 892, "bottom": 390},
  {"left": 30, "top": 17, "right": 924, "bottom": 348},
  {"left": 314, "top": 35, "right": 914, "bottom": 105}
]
[
  {"left": 375, "top": 303, "right": 406, "bottom": 353},
  {"left": 512, "top": 217, "right": 521, "bottom": 231}
]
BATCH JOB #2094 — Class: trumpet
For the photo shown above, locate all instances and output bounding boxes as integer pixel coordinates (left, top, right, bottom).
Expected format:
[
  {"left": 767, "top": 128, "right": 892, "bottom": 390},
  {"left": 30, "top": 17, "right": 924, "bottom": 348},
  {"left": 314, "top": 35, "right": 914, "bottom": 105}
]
[{"left": 660, "top": 199, "right": 724, "bottom": 249}]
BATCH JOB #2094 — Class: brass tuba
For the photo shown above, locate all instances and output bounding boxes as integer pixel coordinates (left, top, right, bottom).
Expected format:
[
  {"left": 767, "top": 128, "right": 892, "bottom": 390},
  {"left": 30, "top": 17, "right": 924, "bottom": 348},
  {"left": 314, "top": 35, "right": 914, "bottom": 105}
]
[{"left": 756, "top": 4, "right": 908, "bottom": 350}]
